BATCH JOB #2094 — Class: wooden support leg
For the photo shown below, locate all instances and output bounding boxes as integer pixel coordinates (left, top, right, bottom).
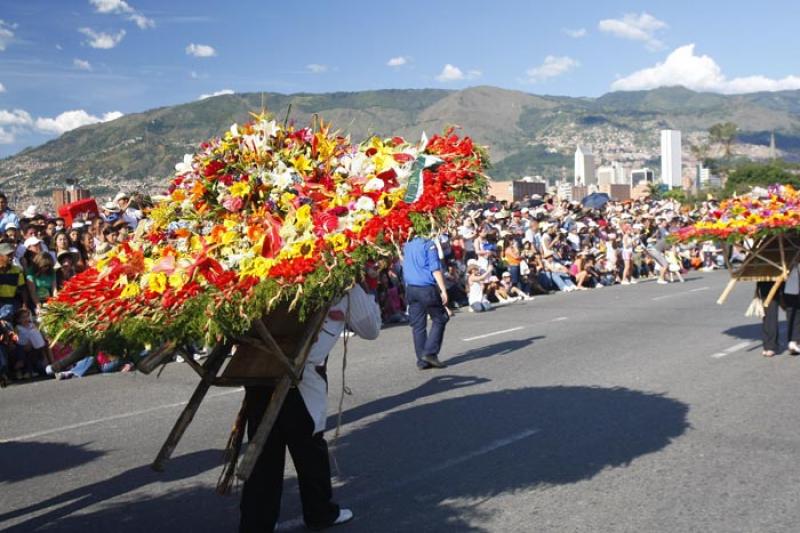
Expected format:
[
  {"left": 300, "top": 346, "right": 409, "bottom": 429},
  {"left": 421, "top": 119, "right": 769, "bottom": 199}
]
[
  {"left": 235, "top": 375, "right": 292, "bottom": 481},
  {"left": 717, "top": 278, "right": 738, "bottom": 305},
  {"left": 763, "top": 276, "right": 786, "bottom": 308},
  {"left": 151, "top": 342, "right": 231, "bottom": 472}
]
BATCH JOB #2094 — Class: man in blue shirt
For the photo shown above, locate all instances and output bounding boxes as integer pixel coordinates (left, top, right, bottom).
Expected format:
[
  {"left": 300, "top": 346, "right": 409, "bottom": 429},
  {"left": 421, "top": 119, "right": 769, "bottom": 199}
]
[
  {"left": 0, "top": 194, "right": 19, "bottom": 233},
  {"left": 402, "top": 236, "right": 449, "bottom": 369}
]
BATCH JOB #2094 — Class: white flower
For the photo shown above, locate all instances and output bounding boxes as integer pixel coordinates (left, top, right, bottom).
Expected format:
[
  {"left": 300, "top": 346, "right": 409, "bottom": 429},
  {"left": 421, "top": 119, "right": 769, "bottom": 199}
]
[
  {"left": 175, "top": 154, "right": 194, "bottom": 174},
  {"left": 243, "top": 133, "right": 267, "bottom": 153},
  {"left": 255, "top": 119, "right": 279, "bottom": 138},
  {"left": 270, "top": 167, "right": 295, "bottom": 190},
  {"left": 230, "top": 123, "right": 240, "bottom": 137},
  {"left": 363, "top": 177, "right": 385, "bottom": 192},
  {"left": 336, "top": 183, "right": 352, "bottom": 196},
  {"left": 355, "top": 196, "right": 375, "bottom": 212}
]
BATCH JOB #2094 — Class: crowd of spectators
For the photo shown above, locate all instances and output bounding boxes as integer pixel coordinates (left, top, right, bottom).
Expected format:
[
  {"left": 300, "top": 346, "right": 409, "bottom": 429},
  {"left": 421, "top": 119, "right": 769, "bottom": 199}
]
[
  {"left": 368, "top": 193, "right": 728, "bottom": 319},
  {"left": 0, "top": 191, "right": 146, "bottom": 385},
  {"left": 0, "top": 188, "right": 729, "bottom": 387}
]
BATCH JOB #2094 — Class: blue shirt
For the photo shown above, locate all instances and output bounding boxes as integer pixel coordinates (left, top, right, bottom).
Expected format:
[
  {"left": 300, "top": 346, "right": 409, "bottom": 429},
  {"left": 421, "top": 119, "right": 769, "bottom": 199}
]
[
  {"left": 402, "top": 237, "right": 441, "bottom": 287},
  {"left": 0, "top": 209, "right": 19, "bottom": 232}
]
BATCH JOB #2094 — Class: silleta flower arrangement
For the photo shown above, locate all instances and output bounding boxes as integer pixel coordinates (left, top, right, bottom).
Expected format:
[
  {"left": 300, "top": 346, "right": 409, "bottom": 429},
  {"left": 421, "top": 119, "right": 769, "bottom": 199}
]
[
  {"left": 42, "top": 114, "right": 486, "bottom": 353},
  {"left": 675, "top": 184, "right": 800, "bottom": 243}
]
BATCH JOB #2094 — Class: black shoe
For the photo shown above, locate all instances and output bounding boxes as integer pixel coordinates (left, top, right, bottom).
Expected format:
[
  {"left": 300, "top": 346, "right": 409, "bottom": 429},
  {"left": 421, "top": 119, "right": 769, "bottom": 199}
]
[
  {"left": 417, "top": 362, "right": 433, "bottom": 370},
  {"left": 421, "top": 355, "right": 447, "bottom": 368}
]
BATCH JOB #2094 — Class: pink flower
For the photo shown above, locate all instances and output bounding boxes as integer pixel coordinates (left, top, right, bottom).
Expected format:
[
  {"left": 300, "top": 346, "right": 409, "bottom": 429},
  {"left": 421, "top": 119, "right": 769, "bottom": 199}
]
[{"left": 222, "top": 195, "right": 244, "bottom": 212}]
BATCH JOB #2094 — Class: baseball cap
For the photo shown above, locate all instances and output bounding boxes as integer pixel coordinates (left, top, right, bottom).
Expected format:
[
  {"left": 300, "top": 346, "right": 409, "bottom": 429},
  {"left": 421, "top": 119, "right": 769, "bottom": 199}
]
[
  {"left": 0, "top": 242, "right": 15, "bottom": 255},
  {"left": 24, "top": 236, "right": 42, "bottom": 248}
]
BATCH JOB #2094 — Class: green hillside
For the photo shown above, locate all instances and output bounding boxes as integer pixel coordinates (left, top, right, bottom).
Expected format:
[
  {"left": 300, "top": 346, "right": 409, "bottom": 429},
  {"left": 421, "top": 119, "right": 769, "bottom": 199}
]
[{"left": 2, "top": 85, "right": 800, "bottom": 199}]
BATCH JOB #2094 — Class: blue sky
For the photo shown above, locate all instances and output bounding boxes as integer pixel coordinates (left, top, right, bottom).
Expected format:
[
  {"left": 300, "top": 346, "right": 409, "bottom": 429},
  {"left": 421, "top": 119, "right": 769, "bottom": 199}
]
[{"left": 1, "top": 0, "right": 800, "bottom": 157}]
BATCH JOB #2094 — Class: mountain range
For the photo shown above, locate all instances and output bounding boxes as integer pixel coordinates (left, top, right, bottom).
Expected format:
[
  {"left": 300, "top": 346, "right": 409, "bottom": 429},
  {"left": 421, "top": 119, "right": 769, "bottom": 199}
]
[{"left": 3, "top": 85, "right": 800, "bottom": 202}]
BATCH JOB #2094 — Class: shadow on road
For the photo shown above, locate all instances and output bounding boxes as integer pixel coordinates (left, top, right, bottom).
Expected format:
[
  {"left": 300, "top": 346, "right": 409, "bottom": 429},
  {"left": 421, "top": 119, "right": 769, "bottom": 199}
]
[
  {"left": 0, "top": 441, "right": 105, "bottom": 483},
  {"left": 327, "top": 385, "right": 689, "bottom": 532},
  {"left": 445, "top": 336, "right": 544, "bottom": 367},
  {"left": 327, "top": 374, "right": 491, "bottom": 428},
  {"left": 4, "top": 387, "right": 689, "bottom": 532},
  {"left": 0, "top": 449, "right": 224, "bottom": 532},
  {"left": 723, "top": 322, "right": 762, "bottom": 341}
]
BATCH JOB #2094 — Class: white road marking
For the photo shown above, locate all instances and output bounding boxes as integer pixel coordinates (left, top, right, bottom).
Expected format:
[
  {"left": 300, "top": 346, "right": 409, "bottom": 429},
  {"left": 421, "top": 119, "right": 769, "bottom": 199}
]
[
  {"left": 551, "top": 316, "right": 568, "bottom": 322},
  {"left": 462, "top": 326, "right": 525, "bottom": 342},
  {"left": 0, "top": 388, "right": 244, "bottom": 443},
  {"left": 653, "top": 286, "right": 710, "bottom": 301},
  {"left": 690, "top": 286, "right": 710, "bottom": 292},
  {"left": 276, "top": 427, "right": 541, "bottom": 531},
  {"left": 711, "top": 341, "right": 759, "bottom": 359}
]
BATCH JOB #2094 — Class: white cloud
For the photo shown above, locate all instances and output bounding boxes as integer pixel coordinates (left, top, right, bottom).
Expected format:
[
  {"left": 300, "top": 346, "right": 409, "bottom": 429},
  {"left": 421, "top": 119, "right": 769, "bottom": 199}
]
[
  {"left": 0, "top": 109, "right": 33, "bottom": 127},
  {"left": 563, "top": 28, "right": 587, "bottom": 38},
  {"left": 0, "top": 127, "right": 14, "bottom": 144},
  {"left": 73, "top": 58, "right": 92, "bottom": 71},
  {"left": 0, "top": 19, "right": 16, "bottom": 51},
  {"left": 35, "top": 110, "right": 123, "bottom": 134},
  {"left": 186, "top": 43, "right": 216, "bottom": 57},
  {"left": 612, "top": 44, "right": 800, "bottom": 94},
  {"left": 387, "top": 56, "right": 408, "bottom": 67},
  {"left": 435, "top": 64, "right": 482, "bottom": 83},
  {"left": 55, "top": 43, "right": 63, "bottom": 51},
  {"left": 0, "top": 82, "right": 5, "bottom": 93},
  {"left": 90, "top": 0, "right": 133, "bottom": 14},
  {"left": 598, "top": 12, "right": 667, "bottom": 51},
  {"left": 90, "top": 0, "right": 154, "bottom": 29},
  {"left": 79, "top": 27, "right": 126, "bottom": 49},
  {"left": 306, "top": 63, "right": 328, "bottom": 74},
  {"left": 128, "top": 13, "right": 155, "bottom": 29},
  {"left": 198, "top": 89, "right": 234, "bottom": 100},
  {"left": 525, "top": 55, "right": 579, "bottom": 83}
]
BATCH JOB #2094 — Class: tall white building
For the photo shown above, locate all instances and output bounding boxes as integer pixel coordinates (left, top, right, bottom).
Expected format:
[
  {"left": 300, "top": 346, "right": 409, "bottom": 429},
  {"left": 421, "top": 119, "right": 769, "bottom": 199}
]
[
  {"left": 574, "top": 145, "right": 595, "bottom": 186},
  {"left": 596, "top": 166, "right": 614, "bottom": 186},
  {"left": 660, "top": 129, "right": 682, "bottom": 189},
  {"left": 611, "top": 161, "right": 628, "bottom": 184}
]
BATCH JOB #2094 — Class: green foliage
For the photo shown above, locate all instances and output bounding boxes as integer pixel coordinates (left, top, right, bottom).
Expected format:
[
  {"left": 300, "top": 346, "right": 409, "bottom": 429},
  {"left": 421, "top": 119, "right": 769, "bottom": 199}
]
[
  {"left": 709, "top": 122, "right": 738, "bottom": 157},
  {"left": 725, "top": 160, "right": 800, "bottom": 194}
]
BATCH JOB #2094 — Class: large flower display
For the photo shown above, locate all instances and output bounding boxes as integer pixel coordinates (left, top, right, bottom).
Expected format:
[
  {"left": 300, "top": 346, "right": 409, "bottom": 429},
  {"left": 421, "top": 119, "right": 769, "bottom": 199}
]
[
  {"left": 675, "top": 184, "right": 800, "bottom": 243},
  {"left": 43, "top": 114, "right": 486, "bottom": 352}
]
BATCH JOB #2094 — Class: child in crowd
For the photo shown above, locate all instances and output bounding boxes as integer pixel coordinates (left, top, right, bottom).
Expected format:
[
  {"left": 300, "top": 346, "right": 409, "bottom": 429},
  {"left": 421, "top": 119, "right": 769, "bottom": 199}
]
[
  {"left": 13, "top": 308, "right": 50, "bottom": 378},
  {"left": 500, "top": 271, "right": 534, "bottom": 300},
  {"left": 467, "top": 263, "right": 492, "bottom": 312},
  {"left": 665, "top": 245, "right": 686, "bottom": 283}
]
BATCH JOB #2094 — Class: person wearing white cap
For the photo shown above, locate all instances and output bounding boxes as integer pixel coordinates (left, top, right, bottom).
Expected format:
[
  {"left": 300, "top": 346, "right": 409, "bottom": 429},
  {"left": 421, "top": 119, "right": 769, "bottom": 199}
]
[
  {"left": 0, "top": 193, "right": 20, "bottom": 233},
  {"left": 115, "top": 192, "right": 143, "bottom": 230}
]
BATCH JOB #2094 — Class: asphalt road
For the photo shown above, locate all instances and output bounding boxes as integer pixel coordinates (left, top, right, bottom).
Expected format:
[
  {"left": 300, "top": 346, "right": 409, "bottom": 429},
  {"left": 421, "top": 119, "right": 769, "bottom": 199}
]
[{"left": 3, "top": 271, "right": 800, "bottom": 533}]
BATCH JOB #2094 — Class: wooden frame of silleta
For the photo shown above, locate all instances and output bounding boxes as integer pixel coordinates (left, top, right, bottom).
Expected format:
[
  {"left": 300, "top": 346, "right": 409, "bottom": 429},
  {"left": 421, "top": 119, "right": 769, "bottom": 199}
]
[
  {"left": 717, "top": 234, "right": 800, "bottom": 307},
  {"left": 139, "top": 304, "right": 330, "bottom": 490}
]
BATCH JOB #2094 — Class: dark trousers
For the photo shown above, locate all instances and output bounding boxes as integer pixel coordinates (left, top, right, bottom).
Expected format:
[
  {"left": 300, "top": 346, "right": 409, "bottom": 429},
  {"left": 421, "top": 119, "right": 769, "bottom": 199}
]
[
  {"left": 786, "top": 294, "right": 800, "bottom": 343},
  {"left": 406, "top": 284, "right": 449, "bottom": 367},
  {"left": 758, "top": 281, "right": 781, "bottom": 352},
  {"left": 240, "top": 387, "right": 338, "bottom": 533}
]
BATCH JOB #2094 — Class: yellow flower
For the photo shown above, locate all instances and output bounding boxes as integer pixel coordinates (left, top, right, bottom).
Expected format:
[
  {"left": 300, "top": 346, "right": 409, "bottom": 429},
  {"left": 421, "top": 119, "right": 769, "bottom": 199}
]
[
  {"left": 280, "top": 191, "right": 297, "bottom": 209},
  {"left": 292, "top": 154, "right": 313, "bottom": 175},
  {"left": 120, "top": 283, "right": 141, "bottom": 299},
  {"left": 148, "top": 272, "right": 168, "bottom": 294},
  {"left": 326, "top": 233, "right": 349, "bottom": 252},
  {"left": 240, "top": 256, "right": 275, "bottom": 279},
  {"left": 230, "top": 181, "right": 251, "bottom": 198},
  {"left": 168, "top": 271, "right": 188, "bottom": 289},
  {"left": 315, "top": 131, "right": 337, "bottom": 161},
  {"left": 295, "top": 204, "right": 312, "bottom": 232},
  {"left": 221, "top": 230, "right": 238, "bottom": 246}
]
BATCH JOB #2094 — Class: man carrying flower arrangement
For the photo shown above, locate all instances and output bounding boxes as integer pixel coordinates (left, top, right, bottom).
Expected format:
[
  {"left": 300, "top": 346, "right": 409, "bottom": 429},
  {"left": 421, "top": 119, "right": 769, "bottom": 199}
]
[{"left": 240, "top": 282, "right": 381, "bottom": 532}]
